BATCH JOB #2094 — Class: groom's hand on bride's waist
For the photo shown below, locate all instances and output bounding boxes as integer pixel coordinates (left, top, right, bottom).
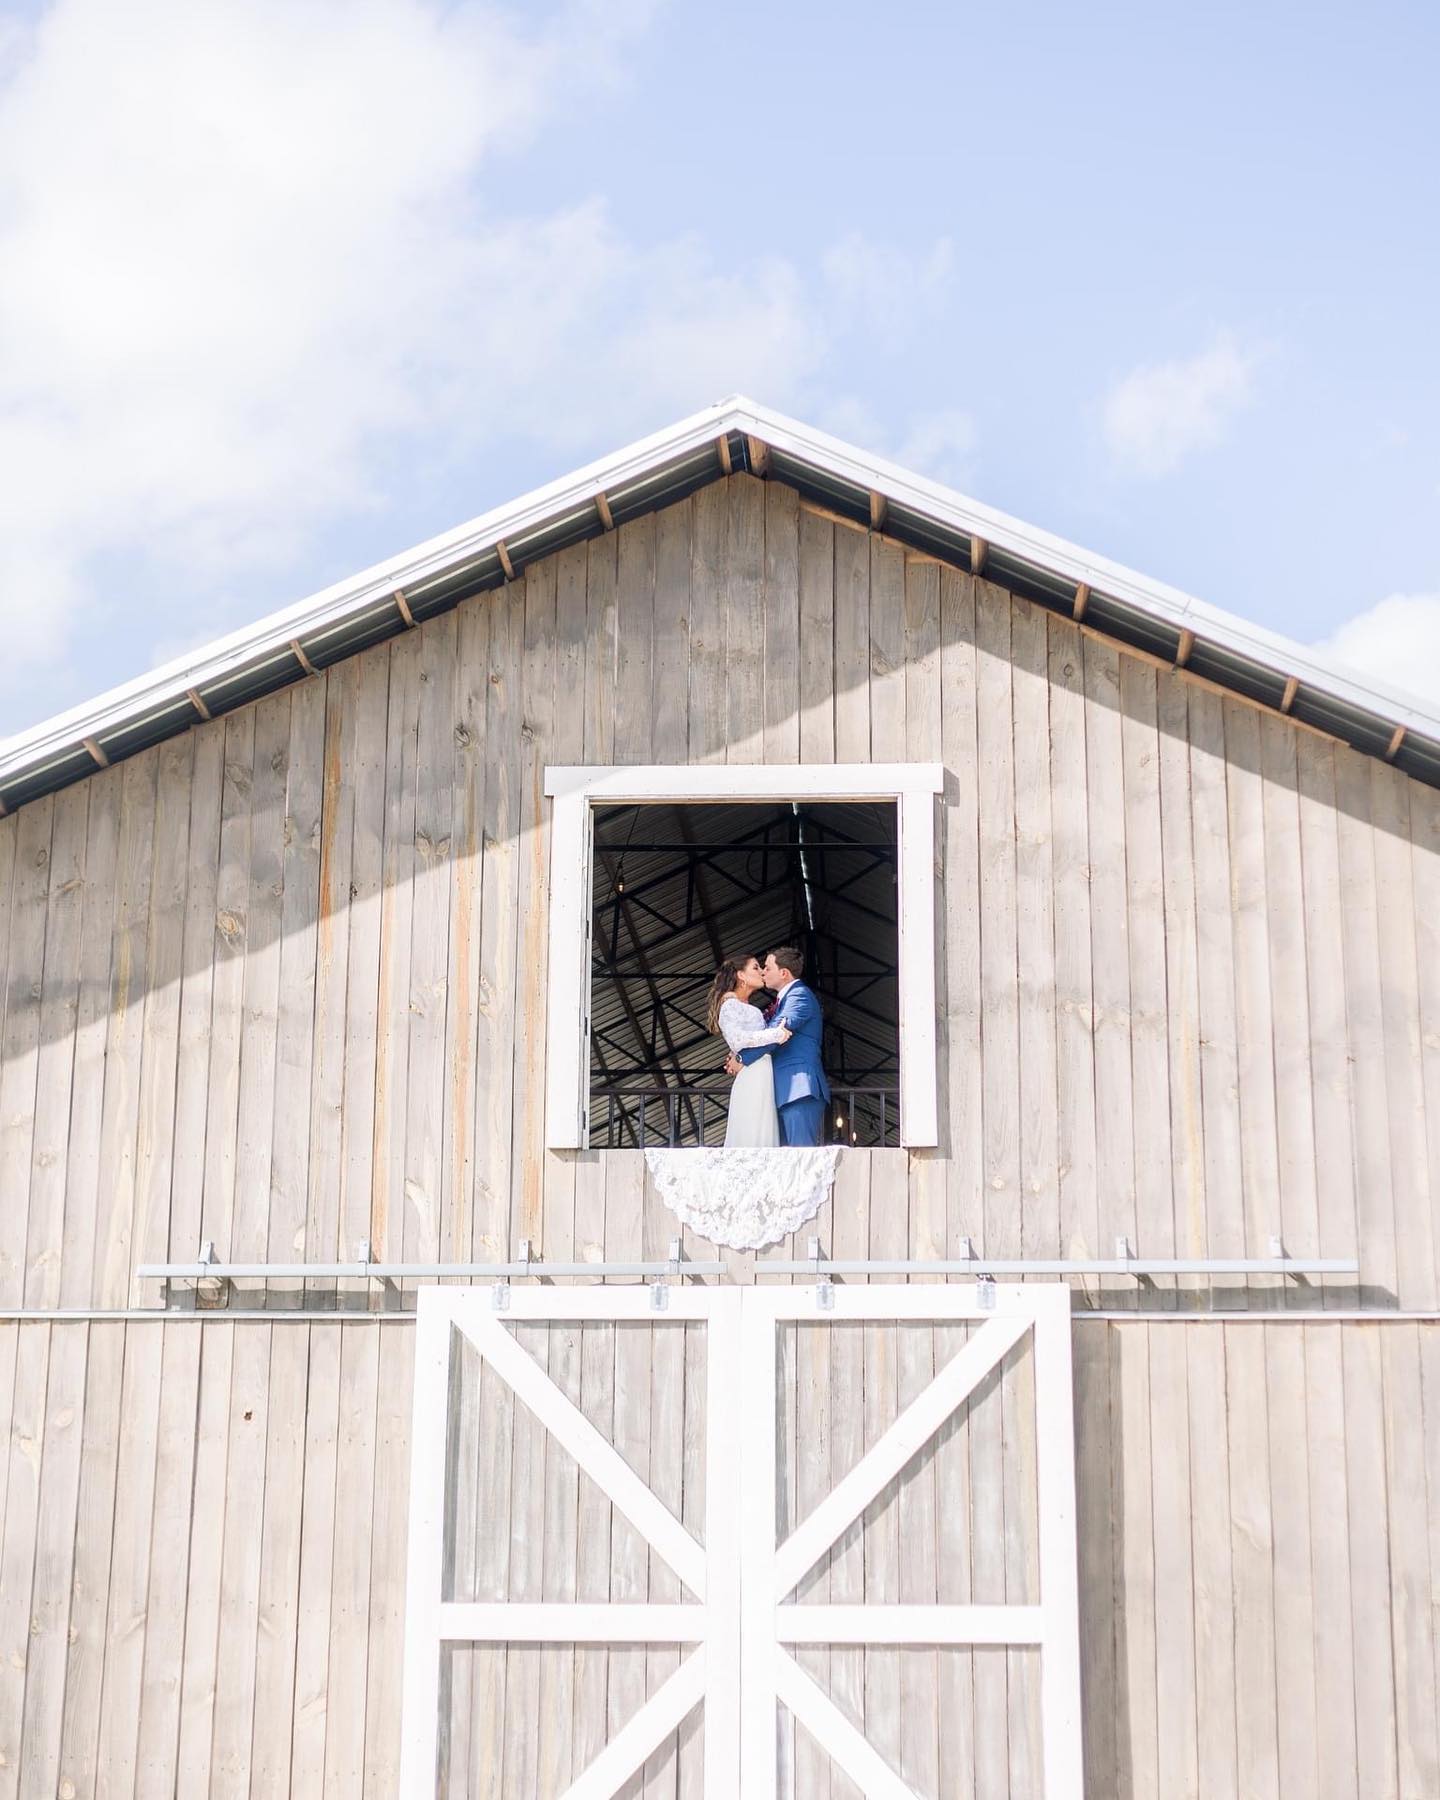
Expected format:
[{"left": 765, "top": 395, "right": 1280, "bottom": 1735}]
[{"left": 723, "top": 1053, "right": 741, "bottom": 1076}]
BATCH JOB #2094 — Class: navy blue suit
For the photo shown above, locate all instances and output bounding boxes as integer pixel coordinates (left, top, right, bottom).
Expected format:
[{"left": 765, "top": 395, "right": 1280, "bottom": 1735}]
[{"left": 739, "top": 981, "right": 830, "bottom": 1146}]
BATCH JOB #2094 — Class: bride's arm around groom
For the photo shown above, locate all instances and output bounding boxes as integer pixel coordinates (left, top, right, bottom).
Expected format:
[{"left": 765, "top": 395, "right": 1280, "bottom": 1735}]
[{"left": 728, "top": 947, "right": 832, "bottom": 1147}]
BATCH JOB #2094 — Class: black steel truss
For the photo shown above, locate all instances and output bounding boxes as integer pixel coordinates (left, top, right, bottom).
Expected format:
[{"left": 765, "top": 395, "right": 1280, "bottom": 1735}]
[{"left": 588, "top": 801, "right": 900, "bottom": 1098}]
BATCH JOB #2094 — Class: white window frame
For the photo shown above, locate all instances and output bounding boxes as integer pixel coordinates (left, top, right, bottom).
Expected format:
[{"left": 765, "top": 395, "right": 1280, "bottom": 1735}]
[{"left": 542, "top": 763, "right": 943, "bottom": 1151}]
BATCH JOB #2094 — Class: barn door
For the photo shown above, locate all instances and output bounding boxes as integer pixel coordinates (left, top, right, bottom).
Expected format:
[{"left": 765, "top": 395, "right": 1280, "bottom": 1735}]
[{"left": 399, "top": 1282, "right": 1081, "bottom": 1797}]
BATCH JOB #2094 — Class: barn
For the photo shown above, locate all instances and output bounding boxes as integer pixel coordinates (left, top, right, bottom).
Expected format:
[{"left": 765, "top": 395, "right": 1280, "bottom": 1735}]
[{"left": 0, "top": 395, "right": 1437, "bottom": 1797}]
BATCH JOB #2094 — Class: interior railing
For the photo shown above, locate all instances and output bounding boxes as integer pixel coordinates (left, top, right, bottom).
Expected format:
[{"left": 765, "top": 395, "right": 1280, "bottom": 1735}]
[{"left": 591, "top": 1083, "right": 901, "bottom": 1149}]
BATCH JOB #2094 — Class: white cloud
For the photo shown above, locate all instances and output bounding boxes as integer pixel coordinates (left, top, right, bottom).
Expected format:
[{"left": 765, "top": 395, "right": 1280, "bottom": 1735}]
[
  {"left": 818, "top": 397, "right": 978, "bottom": 493},
  {"left": 1102, "top": 335, "right": 1259, "bottom": 478},
  {"left": 1313, "top": 592, "right": 1440, "bottom": 709},
  {"left": 0, "top": 0, "right": 959, "bottom": 714}
]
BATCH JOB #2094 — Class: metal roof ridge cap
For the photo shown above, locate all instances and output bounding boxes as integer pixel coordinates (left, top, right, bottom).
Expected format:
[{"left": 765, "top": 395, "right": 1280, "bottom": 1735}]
[
  {"left": 734, "top": 400, "right": 1440, "bottom": 738},
  {"left": 5, "top": 394, "right": 1439, "bottom": 781}
]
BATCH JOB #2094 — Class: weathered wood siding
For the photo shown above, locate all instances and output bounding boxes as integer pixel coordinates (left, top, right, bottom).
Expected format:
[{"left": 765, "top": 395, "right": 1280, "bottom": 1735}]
[
  {"left": 2, "top": 473, "right": 1439, "bottom": 1794},
  {"left": 1, "top": 1307, "right": 1438, "bottom": 1796},
  {"left": 0, "top": 474, "right": 1434, "bottom": 1306}
]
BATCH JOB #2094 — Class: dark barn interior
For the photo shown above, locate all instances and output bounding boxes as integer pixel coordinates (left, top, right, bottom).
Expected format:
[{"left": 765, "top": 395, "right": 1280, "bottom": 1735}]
[{"left": 588, "top": 800, "right": 900, "bottom": 1147}]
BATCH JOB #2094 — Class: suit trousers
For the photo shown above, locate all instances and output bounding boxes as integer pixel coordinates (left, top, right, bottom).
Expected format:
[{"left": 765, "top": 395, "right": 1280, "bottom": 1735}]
[{"left": 778, "top": 1096, "right": 827, "bottom": 1147}]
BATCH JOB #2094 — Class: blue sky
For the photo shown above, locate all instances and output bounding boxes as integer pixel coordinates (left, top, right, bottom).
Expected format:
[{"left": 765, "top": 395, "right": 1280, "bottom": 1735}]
[{"left": 1, "top": 0, "right": 1437, "bottom": 734}]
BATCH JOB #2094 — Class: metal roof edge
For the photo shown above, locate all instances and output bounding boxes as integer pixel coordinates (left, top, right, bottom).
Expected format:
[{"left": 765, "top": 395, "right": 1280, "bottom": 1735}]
[{"left": 3, "top": 393, "right": 1437, "bottom": 795}]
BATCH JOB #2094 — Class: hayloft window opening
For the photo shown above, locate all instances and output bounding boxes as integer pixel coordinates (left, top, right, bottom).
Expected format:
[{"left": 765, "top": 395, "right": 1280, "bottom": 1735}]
[
  {"left": 543, "top": 764, "right": 942, "bottom": 1151},
  {"left": 589, "top": 799, "right": 901, "bottom": 1149}
]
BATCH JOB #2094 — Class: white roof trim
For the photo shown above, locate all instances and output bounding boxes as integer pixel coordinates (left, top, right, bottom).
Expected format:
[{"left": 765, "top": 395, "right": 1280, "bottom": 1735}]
[{"left": 4, "top": 394, "right": 1438, "bottom": 785}]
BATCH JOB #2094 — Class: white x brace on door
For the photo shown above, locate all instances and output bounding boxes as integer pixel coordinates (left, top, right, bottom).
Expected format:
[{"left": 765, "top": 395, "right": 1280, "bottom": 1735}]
[{"left": 399, "top": 1282, "right": 1082, "bottom": 1797}]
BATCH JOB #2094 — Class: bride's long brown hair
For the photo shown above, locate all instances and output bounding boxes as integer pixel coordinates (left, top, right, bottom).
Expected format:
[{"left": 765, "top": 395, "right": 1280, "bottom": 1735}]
[{"left": 706, "top": 954, "right": 752, "bottom": 1036}]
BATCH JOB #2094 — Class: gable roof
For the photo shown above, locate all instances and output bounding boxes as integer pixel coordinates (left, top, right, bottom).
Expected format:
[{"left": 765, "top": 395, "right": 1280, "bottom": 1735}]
[{"left": 4, "top": 395, "right": 1439, "bottom": 810}]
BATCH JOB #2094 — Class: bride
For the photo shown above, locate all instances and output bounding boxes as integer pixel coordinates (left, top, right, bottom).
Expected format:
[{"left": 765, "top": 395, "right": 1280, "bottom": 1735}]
[{"left": 706, "top": 953, "right": 792, "bottom": 1147}]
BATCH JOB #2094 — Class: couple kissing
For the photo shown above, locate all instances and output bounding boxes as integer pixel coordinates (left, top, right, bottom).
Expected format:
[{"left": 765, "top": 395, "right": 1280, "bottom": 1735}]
[{"left": 705, "top": 946, "right": 831, "bottom": 1147}]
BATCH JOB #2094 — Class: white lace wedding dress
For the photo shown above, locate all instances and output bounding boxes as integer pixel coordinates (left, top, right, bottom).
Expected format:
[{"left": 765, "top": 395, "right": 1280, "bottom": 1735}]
[
  {"left": 643, "top": 994, "right": 841, "bottom": 1250},
  {"left": 717, "top": 995, "right": 786, "bottom": 1147}
]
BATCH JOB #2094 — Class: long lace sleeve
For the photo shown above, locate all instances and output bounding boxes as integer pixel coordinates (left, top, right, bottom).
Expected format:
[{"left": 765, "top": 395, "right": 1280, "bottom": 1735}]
[{"left": 718, "top": 997, "right": 788, "bottom": 1052}]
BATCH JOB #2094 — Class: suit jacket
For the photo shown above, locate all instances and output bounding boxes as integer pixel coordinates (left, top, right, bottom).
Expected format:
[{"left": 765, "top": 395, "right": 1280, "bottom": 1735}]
[{"left": 738, "top": 980, "right": 831, "bottom": 1107}]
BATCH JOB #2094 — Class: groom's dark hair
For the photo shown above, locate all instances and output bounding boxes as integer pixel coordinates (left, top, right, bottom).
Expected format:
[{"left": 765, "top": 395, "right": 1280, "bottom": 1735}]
[{"left": 770, "top": 945, "right": 804, "bottom": 981}]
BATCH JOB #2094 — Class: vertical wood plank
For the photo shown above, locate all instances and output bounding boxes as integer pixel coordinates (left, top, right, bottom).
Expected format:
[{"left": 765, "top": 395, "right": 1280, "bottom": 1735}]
[
  {"left": 56, "top": 1322, "right": 125, "bottom": 1796},
  {"left": 370, "top": 637, "right": 420, "bottom": 1264},
  {"left": 208, "top": 1323, "right": 271, "bottom": 1795},
  {"left": 1413, "top": 785, "right": 1440, "bottom": 1303},
  {"left": 941, "top": 570, "right": 983, "bottom": 1250},
  {"left": 93, "top": 1321, "right": 165, "bottom": 1792},
  {"left": 1265, "top": 1322, "right": 1319, "bottom": 1800},
  {"left": 586, "top": 532, "right": 618, "bottom": 767},
  {"left": 130, "top": 738, "right": 193, "bottom": 1305},
  {"left": 614, "top": 516, "right": 655, "bottom": 767},
  {"left": 133, "top": 1324, "right": 203, "bottom": 1797},
  {"left": 1295, "top": 739, "right": 1357, "bottom": 1302},
  {"left": 475, "top": 584, "right": 523, "bottom": 1263},
  {"left": 202, "top": 714, "right": 256, "bottom": 1265},
  {"left": 976, "top": 579, "right": 1018, "bottom": 1275},
  {"left": 1303, "top": 1325, "right": 1357, "bottom": 1800},
  {"left": 230, "top": 696, "right": 289, "bottom": 1274},
  {"left": 654, "top": 496, "right": 691, "bottom": 767},
  {"left": 1084, "top": 638, "right": 1134, "bottom": 1300},
  {"left": 340, "top": 654, "right": 390, "bottom": 1276},
  {"left": 307, "top": 667, "right": 358, "bottom": 1291},
  {"left": 15, "top": 1325, "right": 87, "bottom": 1799},
  {"left": 1073, "top": 1323, "right": 1116, "bottom": 1797},
  {"left": 1379, "top": 1324, "right": 1439, "bottom": 1794},
  {"left": 168, "top": 725, "right": 225, "bottom": 1278},
  {"left": 0, "top": 796, "right": 53, "bottom": 1306},
  {"left": 1049, "top": 618, "right": 1098, "bottom": 1266},
  {"left": 1112, "top": 1323, "right": 1157, "bottom": 1798},
  {"left": 269, "top": 678, "right": 326, "bottom": 1298},
  {"left": 763, "top": 482, "right": 800, "bottom": 764},
  {"left": 0, "top": 1323, "right": 50, "bottom": 1795},
  {"left": 323, "top": 1323, "right": 380, "bottom": 1797},
  {"left": 444, "top": 597, "right": 490, "bottom": 1267},
  {"left": 1342, "top": 1326, "right": 1398, "bottom": 1795},
  {"left": 23, "top": 786, "right": 87, "bottom": 1311},
  {"left": 1156, "top": 673, "right": 1205, "bottom": 1300},
  {"left": 404, "top": 613, "right": 458, "bottom": 1286},
  {"left": 1225, "top": 1324, "right": 1278, "bottom": 1798},
  {"left": 1333, "top": 748, "right": 1397, "bottom": 1303},
  {"left": 513, "top": 570, "right": 555, "bottom": 1260},
  {"left": 723, "top": 476, "right": 765, "bottom": 763},
  {"left": 1259, "top": 718, "right": 1321, "bottom": 1305},
  {"left": 1148, "top": 1323, "right": 1199, "bottom": 1797},
  {"left": 1122, "top": 660, "right": 1171, "bottom": 1299},
  {"left": 249, "top": 1325, "right": 311, "bottom": 1793},
  {"left": 175, "top": 1322, "right": 234, "bottom": 1791},
  {"left": 1012, "top": 596, "right": 1058, "bottom": 1266},
  {"left": 361, "top": 1324, "right": 414, "bottom": 1797},
  {"left": 1223, "top": 702, "right": 1282, "bottom": 1297},
  {"left": 59, "top": 769, "right": 121, "bottom": 1309},
  {"left": 1369, "top": 763, "right": 1434, "bottom": 1308},
  {"left": 1187, "top": 690, "right": 1245, "bottom": 1275},
  {"left": 798, "top": 509, "right": 835, "bottom": 766},
  {"left": 289, "top": 1325, "right": 342, "bottom": 1794},
  {"left": 832, "top": 524, "right": 870, "bottom": 772},
  {"left": 687, "top": 482, "right": 726, "bottom": 767},
  {"left": 868, "top": 539, "right": 905, "bottom": 761},
  {"left": 1186, "top": 1324, "right": 1237, "bottom": 1797}
]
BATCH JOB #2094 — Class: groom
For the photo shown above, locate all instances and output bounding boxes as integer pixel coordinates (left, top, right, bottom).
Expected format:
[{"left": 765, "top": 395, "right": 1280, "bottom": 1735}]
[{"left": 724, "top": 945, "right": 831, "bottom": 1146}]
